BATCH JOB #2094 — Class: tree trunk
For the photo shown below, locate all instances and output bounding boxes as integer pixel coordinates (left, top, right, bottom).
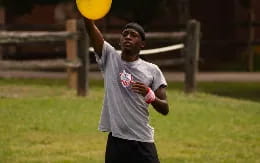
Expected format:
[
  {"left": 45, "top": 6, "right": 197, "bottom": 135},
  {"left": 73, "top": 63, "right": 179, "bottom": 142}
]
[{"left": 177, "top": 0, "right": 190, "bottom": 25}]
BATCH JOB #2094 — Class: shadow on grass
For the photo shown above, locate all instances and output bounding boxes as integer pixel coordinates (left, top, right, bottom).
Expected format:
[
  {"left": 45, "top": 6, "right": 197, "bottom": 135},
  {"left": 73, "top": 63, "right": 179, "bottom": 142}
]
[
  {"left": 0, "top": 78, "right": 104, "bottom": 88},
  {"left": 168, "top": 82, "right": 260, "bottom": 103},
  {"left": 0, "top": 78, "right": 66, "bottom": 87},
  {"left": 198, "top": 82, "right": 260, "bottom": 102},
  {"left": 1, "top": 78, "right": 259, "bottom": 102}
]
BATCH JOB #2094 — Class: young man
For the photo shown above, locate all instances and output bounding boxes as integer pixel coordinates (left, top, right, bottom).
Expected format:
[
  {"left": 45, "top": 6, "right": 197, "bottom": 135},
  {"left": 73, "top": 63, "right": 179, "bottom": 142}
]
[{"left": 84, "top": 19, "right": 169, "bottom": 163}]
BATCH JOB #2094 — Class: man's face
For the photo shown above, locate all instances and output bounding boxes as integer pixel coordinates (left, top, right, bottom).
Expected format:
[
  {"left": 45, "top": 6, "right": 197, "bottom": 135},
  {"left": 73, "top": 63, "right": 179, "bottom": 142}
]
[{"left": 120, "top": 28, "right": 145, "bottom": 53}]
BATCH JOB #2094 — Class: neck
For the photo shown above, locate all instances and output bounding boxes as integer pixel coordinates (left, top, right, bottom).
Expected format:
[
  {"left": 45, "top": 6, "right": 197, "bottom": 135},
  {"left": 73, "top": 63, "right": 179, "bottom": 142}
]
[{"left": 121, "top": 51, "right": 139, "bottom": 62}]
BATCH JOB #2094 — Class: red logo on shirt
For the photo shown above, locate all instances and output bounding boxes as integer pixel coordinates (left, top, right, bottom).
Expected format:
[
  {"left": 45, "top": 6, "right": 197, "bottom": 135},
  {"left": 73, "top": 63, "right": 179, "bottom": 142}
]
[{"left": 119, "top": 70, "right": 135, "bottom": 87}]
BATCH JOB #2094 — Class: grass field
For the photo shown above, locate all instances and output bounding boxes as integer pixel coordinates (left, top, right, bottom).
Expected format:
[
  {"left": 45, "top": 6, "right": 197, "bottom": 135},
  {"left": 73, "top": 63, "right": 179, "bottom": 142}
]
[{"left": 0, "top": 78, "right": 259, "bottom": 163}]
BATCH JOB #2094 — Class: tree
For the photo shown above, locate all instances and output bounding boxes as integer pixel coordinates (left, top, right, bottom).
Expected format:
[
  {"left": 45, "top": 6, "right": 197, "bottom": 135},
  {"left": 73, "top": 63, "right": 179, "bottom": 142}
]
[
  {"left": 0, "top": 0, "right": 34, "bottom": 15},
  {"left": 0, "top": 0, "right": 169, "bottom": 27},
  {"left": 238, "top": 0, "right": 250, "bottom": 8},
  {"left": 0, "top": 0, "right": 70, "bottom": 15},
  {"left": 111, "top": 0, "right": 167, "bottom": 26}
]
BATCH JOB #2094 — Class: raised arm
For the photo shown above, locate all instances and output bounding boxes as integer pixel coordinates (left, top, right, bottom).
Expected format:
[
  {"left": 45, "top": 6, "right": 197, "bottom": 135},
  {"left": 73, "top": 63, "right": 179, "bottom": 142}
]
[{"left": 84, "top": 18, "right": 104, "bottom": 57}]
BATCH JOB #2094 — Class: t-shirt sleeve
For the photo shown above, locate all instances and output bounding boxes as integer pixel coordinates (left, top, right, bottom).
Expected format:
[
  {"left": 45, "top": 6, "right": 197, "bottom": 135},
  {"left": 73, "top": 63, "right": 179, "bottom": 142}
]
[
  {"left": 151, "top": 65, "right": 167, "bottom": 91},
  {"left": 95, "top": 41, "right": 117, "bottom": 71}
]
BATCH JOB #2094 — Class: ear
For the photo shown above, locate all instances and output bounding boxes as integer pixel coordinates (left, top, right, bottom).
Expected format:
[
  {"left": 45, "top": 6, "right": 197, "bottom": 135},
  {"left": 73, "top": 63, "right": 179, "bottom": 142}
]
[
  {"left": 119, "top": 37, "right": 123, "bottom": 46},
  {"left": 118, "top": 39, "right": 122, "bottom": 46}
]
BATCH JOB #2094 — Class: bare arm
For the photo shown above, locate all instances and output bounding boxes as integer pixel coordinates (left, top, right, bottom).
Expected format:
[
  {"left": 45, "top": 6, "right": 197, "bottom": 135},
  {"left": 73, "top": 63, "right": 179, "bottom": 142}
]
[
  {"left": 84, "top": 18, "right": 104, "bottom": 57},
  {"left": 132, "top": 82, "right": 169, "bottom": 115},
  {"left": 151, "top": 86, "right": 169, "bottom": 115}
]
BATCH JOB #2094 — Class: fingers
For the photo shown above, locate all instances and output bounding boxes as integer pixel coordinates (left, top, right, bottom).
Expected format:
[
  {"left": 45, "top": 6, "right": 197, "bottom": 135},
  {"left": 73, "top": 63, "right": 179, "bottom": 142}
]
[
  {"left": 131, "top": 82, "right": 149, "bottom": 96},
  {"left": 132, "top": 89, "right": 143, "bottom": 95},
  {"left": 133, "top": 81, "right": 144, "bottom": 85},
  {"left": 132, "top": 86, "right": 145, "bottom": 93},
  {"left": 132, "top": 82, "right": 145, "bottom": 88},
  {"left": 132, "top": 82, "right": 145, "bottom": 90}
]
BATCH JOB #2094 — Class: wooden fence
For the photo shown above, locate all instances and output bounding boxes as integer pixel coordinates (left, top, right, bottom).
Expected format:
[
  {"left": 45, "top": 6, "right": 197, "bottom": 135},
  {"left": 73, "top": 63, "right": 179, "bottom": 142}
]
[
  {"left": 0, "top": 19, "right": 89, "bottom": 96},
  {"left": 0, "top": 19, "right": 200, "bottom": 95}
]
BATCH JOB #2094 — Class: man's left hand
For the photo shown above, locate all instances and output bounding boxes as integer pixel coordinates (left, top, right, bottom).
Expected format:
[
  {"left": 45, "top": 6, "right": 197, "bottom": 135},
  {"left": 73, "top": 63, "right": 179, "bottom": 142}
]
[{"left": 131, "top": 82, "right": 149, "bottom": 97}]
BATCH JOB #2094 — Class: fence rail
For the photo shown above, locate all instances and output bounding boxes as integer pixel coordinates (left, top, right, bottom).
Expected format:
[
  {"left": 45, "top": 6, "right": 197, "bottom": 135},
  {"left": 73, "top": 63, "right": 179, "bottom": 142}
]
[
  {"left": 0, "top": 31, "right": 78, "bottom": 44},
  {"left": 104, "top": 32, "right": 187, "bottom": 42},
  {"left": 0, "top": 24, "right": 65, "bottom": 31},
  {"left": 0, "top": 19, "right": 89, "bottom": 96}
]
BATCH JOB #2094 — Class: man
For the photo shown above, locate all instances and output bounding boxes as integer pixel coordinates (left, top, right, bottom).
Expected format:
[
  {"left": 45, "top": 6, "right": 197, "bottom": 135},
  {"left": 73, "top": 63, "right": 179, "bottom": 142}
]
[{"left": 84, "top": 19, "right": 169, "bottom": 163}]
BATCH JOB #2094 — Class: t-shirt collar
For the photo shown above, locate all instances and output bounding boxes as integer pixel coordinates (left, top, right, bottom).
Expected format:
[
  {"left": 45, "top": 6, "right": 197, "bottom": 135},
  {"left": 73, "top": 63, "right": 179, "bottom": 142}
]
[{"left": 121, "top": 57, "right": 142, "bottom": 66}]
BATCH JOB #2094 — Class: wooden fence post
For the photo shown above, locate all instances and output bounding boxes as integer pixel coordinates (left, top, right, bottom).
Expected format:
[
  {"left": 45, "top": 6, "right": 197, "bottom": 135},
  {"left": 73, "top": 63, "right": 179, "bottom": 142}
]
[
  {"left": 0, "top": 7, "right": 5, "bottom": 59},
  {"left": 77, "top": 19, "right": 89, "bottom": 96},
  {"left": 66, "top": 19, "right": 78, "bottom": 89},
  {"left": 184, "top": 20, "right": 200, "bottom": 93},
  {"left": 247, "top": 6, "right": 255, "bottom": 72}
]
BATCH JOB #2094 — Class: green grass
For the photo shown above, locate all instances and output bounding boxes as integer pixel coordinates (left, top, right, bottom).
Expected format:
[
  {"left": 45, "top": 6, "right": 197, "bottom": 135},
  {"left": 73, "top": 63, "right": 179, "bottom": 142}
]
[{"left": 0, "top": 78, "right": 259, "bottom": 163}]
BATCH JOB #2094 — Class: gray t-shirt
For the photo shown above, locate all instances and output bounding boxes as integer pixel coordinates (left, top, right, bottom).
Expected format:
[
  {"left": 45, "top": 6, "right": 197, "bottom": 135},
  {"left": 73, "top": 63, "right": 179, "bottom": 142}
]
[{"left": 97, "top": 41, "right": 167, "bottom": 142}]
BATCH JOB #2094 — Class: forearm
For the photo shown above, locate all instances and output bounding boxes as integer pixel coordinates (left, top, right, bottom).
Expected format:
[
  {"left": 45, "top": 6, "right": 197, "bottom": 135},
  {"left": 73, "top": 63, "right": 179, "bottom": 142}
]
[
  {"left": 151, "top": 97, "right": 169, "bottom": 115},
  {"left": 84, "top": 19, "right": 104, "bottom": 56},
  {"left": 132, "top": 83, "right": 169, "bottom": 115}
]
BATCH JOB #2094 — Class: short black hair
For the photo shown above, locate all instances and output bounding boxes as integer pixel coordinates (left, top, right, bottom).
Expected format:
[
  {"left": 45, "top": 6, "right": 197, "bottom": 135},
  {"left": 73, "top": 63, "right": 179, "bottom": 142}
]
[{"left": 122, "top": 22, "right": 145, "bottom": 41}]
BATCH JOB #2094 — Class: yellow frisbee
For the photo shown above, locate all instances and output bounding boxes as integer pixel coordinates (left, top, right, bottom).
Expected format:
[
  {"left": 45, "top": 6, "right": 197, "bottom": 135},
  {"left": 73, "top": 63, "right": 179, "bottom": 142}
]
[{"left": 76, "top": 0, "right": 112, "bottom": 20}]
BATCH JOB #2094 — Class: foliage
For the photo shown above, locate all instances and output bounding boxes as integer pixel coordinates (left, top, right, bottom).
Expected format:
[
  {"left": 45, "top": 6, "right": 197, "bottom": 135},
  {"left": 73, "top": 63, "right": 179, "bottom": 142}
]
[
  {"left": 111, "top": 0, "right": 165, "bottom": 26},
  {"left": 0, "top": 0, "right": 70, "bottom": 15},
  {"left": 0, "top": 0, "right": 34, "bottom": 15},
  {"left": 0, "top": 0, "right": 169, "bottom": 25},
  {"left": 238, "top": 0, "right": 251, "bottom": 8}
]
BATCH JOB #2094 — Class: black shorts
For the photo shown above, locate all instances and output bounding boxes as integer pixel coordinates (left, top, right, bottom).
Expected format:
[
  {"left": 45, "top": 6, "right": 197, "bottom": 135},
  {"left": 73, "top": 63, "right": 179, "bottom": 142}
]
[{"left": 105, "top": 133, "right": 160, "bottom": 163}]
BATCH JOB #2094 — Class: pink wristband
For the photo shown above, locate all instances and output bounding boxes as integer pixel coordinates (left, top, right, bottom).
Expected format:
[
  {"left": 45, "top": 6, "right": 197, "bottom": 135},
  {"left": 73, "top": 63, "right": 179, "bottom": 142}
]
[{"left": 144, "top": 88, "right": 156, "bottom": 104}]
